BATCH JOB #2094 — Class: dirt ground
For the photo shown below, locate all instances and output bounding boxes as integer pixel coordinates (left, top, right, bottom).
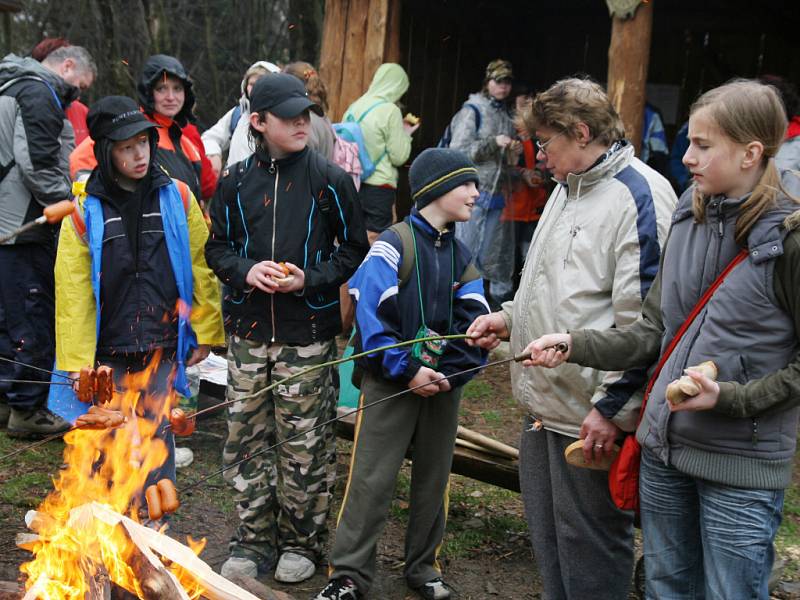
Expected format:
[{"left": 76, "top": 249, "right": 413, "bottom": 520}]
[{"left": 1, "top": 357, "right": 799, "bottom": 599}]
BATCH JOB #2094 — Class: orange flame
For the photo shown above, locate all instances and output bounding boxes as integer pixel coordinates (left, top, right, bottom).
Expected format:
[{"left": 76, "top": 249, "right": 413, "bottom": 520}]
[{"left": 20, "top": 351, "right": 206, "bottom": 599}]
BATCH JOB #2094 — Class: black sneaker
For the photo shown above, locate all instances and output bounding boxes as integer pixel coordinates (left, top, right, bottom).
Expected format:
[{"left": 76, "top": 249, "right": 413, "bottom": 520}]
[
  {"left": 313, "top": 576, "right": 362, "bottom": 600},
  {"left": 414, "top": 577, "right": 452, "bottom": 600}
]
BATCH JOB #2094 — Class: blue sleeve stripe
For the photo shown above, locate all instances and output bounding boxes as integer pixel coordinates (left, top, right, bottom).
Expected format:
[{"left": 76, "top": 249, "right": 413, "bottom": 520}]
[
  {"left": 596, "top": 366, "right": 649, "bottom": 419},
  {"left": 614, "top": 165, "right": 661, "bottom": 300}
]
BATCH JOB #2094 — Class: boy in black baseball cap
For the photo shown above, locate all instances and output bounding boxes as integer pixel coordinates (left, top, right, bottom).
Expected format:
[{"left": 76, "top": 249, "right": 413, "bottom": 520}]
[
  {"left": 206, "top": 73, "right": 368, "bottom": 583},
  {"left": 54, "top": 95, "right": 224, "bottom": 519}
]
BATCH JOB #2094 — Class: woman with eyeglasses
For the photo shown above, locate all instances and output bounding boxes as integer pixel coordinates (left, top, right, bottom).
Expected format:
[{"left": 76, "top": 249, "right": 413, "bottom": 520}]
[{"left": 466, "top": 77, "right": 678, "bottom": 599}]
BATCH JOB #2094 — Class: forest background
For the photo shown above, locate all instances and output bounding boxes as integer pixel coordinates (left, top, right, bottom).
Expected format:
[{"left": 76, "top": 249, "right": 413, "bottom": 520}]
[{"left": 3, "top": 0, "right": 324, "bottom": 128}]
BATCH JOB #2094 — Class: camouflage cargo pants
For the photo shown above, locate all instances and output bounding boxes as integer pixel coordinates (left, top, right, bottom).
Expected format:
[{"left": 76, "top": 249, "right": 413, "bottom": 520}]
[{"left": 223, "top": 335, "right": 338, "bottom": 567}]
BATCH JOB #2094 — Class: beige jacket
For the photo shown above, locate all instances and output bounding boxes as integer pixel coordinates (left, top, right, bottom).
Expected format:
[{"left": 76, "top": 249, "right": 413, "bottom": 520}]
[{"left": 502, "top": 142, "right": 677, "bottom": 437}]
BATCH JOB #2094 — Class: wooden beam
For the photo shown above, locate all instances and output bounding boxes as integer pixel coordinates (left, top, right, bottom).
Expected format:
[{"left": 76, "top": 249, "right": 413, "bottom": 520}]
[
  {"left": 337, "top": 0, "right": 370, "bottom": 121},
  {"left": 319, "top": 0, "right": 349, "bottom": 120},
  {"left": 457, "top": 426, "right": 519, "bottom": 461},
  {"left": 363, "top": 0, "right": 390, "bottom": 88},
  {"left": 607, "top": 0, "right": 654, "bottom": 156}
]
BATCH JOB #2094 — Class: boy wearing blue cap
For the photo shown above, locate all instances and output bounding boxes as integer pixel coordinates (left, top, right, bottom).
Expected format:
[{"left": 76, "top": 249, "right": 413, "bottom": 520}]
[
  {"left": 315, "top": 148, "right": 490, "bottom": 600},
  {"left": 205, "top": 73, "right": 368, "bottom": 584}
]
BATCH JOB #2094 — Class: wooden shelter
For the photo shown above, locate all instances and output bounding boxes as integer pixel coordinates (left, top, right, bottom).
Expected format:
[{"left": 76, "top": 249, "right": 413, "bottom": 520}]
[{"left": 321, "top": 0, "right": 800, "bottom": 207}]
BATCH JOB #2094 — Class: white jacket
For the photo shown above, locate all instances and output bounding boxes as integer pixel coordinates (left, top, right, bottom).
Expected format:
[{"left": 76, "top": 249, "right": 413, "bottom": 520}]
[
  {"left": 201, "top": 61, "right": 280, "bottom": 167},
  {"left": 503, "top": 142, "right": 677, "bottom": 436}
]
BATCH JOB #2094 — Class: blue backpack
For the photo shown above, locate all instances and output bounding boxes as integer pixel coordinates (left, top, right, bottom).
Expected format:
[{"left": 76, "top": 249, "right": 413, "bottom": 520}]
[
  {"left": 229, "top": 105, "right": 242, "bottom": 136},
  {"left": 333, "top": 100, "right": 387, "bottom": 181},
  {"left": 437, "top": 103, "right": 481, "bottom": 148}
]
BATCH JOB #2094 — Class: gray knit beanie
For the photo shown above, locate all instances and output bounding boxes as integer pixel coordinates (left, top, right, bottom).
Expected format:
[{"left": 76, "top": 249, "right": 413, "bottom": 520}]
[{"left": 409, "top": 148, "right": 479, "bottom": 209}]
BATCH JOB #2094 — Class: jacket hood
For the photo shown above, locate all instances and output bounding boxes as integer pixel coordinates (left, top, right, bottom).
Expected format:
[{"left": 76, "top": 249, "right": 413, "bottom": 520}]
[
  {"left": 90, "top": 127, "right": 161, "bottom": 199},
  {"left": 363, "top": 63, "right": 409, "bottom": 103},
  {"left": 0, "top": 53, "right": 78, "bottom": 106},
  {"left": 137, "top": 54, "right": 196, "bottom": 126},
  {"left": 240, "top": 60, "right": 281, "bottom": 103}
]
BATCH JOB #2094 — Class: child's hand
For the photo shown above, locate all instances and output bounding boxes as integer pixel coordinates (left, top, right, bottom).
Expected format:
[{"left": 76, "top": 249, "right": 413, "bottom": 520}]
[
  {"left": 668, "top": 369, "right": 720, "bottom": 412},
  {"left": 246, "top": 261, "right": 284, "bottom": 293},
  {"left": 273, "top": 261, "right": 305, "bottom": 294},
  {"left": 521, "top": 334, "right": 571, "bottom": 367},
  {"left": 466, "top": 312, "right": 509, "bottom": 349},
  {"left": 186, "top": 345, "right": 211, "bottom": 366},
  {"left": 409, "top": 367, "right": 444, "bottom": 397}
]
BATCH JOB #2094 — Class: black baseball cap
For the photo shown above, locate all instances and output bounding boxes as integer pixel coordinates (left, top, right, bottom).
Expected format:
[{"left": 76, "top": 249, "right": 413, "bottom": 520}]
[
  {"left": 87, "top": 96, "right": 156, "bottom": 142},
  {"left": 249, "top": 73, "right": 323, "bottom": 118}
]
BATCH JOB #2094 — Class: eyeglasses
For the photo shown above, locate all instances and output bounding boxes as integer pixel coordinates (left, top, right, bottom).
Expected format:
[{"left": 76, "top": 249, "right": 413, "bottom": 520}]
[{"left": 535, "top": 131, "right": 564, "bottom": 154}]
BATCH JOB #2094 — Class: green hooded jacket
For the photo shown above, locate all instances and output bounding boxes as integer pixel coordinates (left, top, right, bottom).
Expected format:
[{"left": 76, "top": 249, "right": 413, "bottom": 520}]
[{"left": 344, "top": 63, "right": 412, "bottom": 187}]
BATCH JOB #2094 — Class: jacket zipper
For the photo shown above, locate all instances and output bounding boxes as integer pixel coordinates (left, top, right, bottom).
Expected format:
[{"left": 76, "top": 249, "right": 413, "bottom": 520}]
[{"left": 270, "top": 158, "right": 278, "bottom": 342}]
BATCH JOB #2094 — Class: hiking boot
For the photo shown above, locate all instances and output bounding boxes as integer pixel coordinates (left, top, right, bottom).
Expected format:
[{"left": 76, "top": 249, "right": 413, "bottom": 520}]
[
  {"left": 220, "top": 556, "right": 258, "bottom": 579},
  {"left": 0, "top": 402, "right": 9, "bottom": 428},
  {"left": 413, "top": 577, "right": 453, "bottom": 600},
  {"left": 7, "top": 407, "right": 71, "bottom": 438},
  {"left": 274, "top": 551, "right": 315, "bottom": 583},
  {"left": 313, "top": 577, "right": 363, "bottom": 599}
]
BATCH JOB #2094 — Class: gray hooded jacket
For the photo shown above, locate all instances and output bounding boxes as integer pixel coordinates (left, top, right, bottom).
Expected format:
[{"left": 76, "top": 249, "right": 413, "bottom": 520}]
[{"left": 0, "top": 54, "right": 77, "bottom": 245}]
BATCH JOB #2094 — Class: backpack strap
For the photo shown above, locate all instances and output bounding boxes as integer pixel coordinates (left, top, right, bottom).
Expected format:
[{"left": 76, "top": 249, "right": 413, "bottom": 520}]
[
  {"left": 307, "top": 152, "right": 341, "bottom": 241},
  {"left": 464, "top": 103, "right": 481, "bottom": 134},
  {"left": 390, "top": 221, "right": 478, "bottom": 288},
  {"left": 170, "top": 178, "right": 192, "bottom": 214},
  {"left": 389, "top": 222, "right": 415, "bottom": 287},
  {"left": 354, "top": 100, "right": 387, "bottom": 124},
  {"left": 229, "top": 105, "right": 242, "bottom": 137}
]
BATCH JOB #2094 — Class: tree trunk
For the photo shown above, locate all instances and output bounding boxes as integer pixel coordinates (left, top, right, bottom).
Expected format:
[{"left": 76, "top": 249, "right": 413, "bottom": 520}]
[{"left": 607, "top": 0, "right": 654, "bottom": 156}]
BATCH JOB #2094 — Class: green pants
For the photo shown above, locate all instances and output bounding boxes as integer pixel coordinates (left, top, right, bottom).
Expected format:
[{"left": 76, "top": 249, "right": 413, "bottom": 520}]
[
  {"left": 329, "top": 372, "right": 462, "bottom": 593},
  {"left": 223, "top": 335, "right": 337, "bottom": 566}
]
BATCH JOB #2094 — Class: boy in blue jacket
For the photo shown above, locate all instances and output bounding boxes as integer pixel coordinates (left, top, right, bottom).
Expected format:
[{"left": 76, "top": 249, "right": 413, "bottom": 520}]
[{"left": 315, "top": 148, "right": 490, "bottom": 600}]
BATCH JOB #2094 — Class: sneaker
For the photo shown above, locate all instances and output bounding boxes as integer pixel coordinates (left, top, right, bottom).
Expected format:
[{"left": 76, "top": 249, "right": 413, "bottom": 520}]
[
  {"left": 7, "top": 407, "right": 71, "bottom": 438},
  {"left": 220, "top": 556, "right": 258, "bottom": 580},
  {"left": 274, "top": 551, "right": 315, "bottom": 583},
  {"left": 174, "top": 446, "right": 194, "bottom": 468},
  {"left": 314, "top": 576, "right": 362, "bottom": 600},
  {"left": 414, "top": 577, "right": 452, "bottom": 600}
]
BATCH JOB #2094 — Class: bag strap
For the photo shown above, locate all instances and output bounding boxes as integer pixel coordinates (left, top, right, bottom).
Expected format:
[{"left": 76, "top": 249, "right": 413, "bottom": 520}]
[
  {"left": 355, "top": 100, "right": 387, "bottom": 124},
  {"left": 389, "top": 221, "right": 415, "bottom": 287},
  {"left": 635, "top": 248, "right": 749, "bottom": 425}
]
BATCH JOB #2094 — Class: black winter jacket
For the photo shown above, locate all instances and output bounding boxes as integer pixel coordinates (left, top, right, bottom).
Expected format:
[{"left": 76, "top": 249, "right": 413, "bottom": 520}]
[
  {"left": 205, "top": 147, "right": 369, "bottom": 345},
  {"left": 84, "top": 162, "right": 180, "bottom": 360}
]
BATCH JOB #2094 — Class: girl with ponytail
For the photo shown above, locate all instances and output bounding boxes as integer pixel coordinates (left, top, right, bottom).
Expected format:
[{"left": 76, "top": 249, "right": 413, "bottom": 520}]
[{"left": 471, "top": 79, "right": 800, "bottom": 598}]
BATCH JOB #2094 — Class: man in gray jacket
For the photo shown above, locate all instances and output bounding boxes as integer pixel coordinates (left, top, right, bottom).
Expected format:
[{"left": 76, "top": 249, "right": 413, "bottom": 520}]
[{"left": 0, "top": 46, "right": 95, "bottom": 437}]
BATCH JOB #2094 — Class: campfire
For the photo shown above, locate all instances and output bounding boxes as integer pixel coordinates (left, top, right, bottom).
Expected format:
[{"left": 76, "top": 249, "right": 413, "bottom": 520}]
[{"left": 14, "top": 357, "right": 263, "bottom": 600}]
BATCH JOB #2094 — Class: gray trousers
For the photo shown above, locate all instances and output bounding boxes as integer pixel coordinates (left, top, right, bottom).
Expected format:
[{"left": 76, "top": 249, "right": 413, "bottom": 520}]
[
  {"left": 329, "top": 373, "right": 462, "bottom": 593},
  {"left": 519, "top": 417, "right": 634, "bottom": 600}
]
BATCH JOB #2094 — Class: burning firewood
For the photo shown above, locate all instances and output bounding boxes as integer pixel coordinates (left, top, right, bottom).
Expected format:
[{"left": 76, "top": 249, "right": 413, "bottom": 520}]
[{"left": 114, "top": 521, "right": 189, "bottom": 600}]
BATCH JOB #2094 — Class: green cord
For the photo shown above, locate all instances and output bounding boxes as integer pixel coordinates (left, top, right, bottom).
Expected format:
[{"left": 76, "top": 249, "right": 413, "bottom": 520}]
[{"left": 188, "top": 333, "right": 471, "bottom": 421}]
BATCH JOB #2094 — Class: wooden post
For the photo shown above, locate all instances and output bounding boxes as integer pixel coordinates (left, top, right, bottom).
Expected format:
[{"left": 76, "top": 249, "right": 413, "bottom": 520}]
[
  {"left": 337, "top": 0, "right": 370, "bottom": 120},
  {"left": 363, "top": 0, "right": 389, "bottom": 89},
  {"left": 607, "top": 0, "right": 654, "bottom": 156},
  {"left": 385, "top": 0, "right": 402, "bottom": 64},
  {"left": 319, "top": 0, "right": 349, "bottom": 120}
]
